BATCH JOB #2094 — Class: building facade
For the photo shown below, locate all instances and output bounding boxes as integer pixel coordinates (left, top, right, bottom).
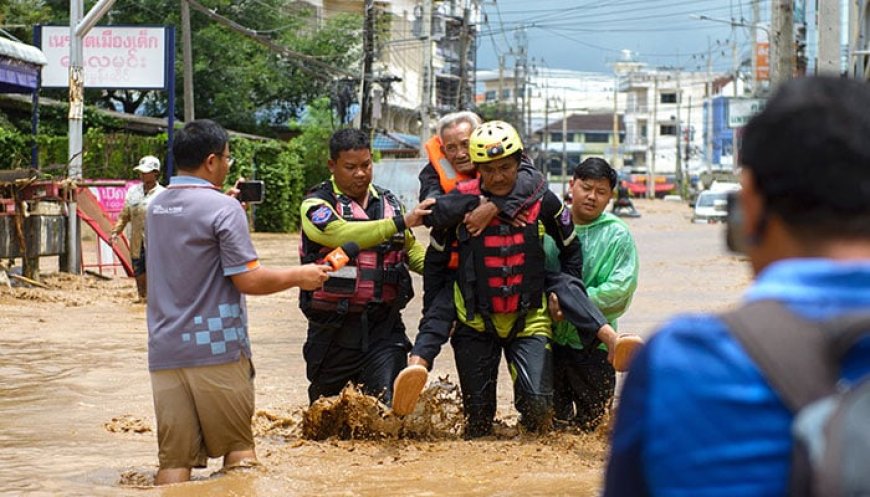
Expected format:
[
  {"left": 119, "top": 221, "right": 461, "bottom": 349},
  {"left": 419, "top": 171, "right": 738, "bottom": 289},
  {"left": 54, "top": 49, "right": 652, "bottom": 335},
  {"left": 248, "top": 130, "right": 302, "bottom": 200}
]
[{"left": 305, "top": 0, "right": 479, "bottom": 138}]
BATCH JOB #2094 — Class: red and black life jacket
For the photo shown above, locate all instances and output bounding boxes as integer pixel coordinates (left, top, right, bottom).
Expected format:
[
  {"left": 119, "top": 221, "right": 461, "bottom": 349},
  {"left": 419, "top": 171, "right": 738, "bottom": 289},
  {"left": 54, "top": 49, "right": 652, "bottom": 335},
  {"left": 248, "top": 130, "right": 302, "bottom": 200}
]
[
  {"left": 300, "top": 182, "right": 408, "bottom": 313},
  {"left": 454, "top": 178, "right": 546, "bottom": 322}
]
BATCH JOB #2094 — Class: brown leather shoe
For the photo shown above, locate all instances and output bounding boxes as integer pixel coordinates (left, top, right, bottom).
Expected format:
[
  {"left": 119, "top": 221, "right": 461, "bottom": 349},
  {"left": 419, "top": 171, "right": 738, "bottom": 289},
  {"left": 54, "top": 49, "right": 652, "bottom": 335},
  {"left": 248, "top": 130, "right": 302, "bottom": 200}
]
[{"left": 392, "top": 365, "right": 428, "bottom": 416}]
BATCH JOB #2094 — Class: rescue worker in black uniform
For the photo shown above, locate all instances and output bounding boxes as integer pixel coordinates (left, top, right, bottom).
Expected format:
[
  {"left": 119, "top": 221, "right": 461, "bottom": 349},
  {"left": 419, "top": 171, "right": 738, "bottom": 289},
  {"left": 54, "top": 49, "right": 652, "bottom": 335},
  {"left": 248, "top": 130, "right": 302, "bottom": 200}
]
[
  {"left": 410, "top": 112, "right": 547, "bottom": 371},
  {"left": 298, "top": 128, "right": 434, "bottom": 406},
  {"left": 419, "top": 121, "right": 584, "bottom": 437}
]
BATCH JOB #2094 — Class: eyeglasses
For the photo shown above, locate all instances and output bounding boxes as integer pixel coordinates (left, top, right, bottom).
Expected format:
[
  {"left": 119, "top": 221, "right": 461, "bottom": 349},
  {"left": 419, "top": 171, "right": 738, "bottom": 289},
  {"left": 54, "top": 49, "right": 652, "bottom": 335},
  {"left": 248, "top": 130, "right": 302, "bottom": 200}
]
[{"left": 218, "top": 153, "right": 235, "bottom": 167}]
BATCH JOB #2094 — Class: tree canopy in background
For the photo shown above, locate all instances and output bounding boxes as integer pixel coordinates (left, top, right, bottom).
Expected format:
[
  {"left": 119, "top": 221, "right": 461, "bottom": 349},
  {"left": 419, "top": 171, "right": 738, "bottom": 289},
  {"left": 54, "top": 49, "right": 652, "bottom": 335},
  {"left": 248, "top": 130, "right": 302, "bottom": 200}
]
[{"left": 2, "top": 0, "right": 362, "bottom": 137}]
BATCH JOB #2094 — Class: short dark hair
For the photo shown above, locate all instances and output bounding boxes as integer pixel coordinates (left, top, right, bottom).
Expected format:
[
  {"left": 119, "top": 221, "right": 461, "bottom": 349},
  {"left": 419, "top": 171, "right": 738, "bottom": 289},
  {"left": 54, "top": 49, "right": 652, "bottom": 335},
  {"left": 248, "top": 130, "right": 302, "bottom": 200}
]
[
  {"left": 740, "top": 76, "right": 870, "bottom": 239},
  {"left": 574, "top": 157, "right": 618, "bottom": 189},
  {"left": 329, "top": 128, "right": 370, "bottom": 160},
  {"left": 172, "top": 119, "right": 229, "bottom": 171}
]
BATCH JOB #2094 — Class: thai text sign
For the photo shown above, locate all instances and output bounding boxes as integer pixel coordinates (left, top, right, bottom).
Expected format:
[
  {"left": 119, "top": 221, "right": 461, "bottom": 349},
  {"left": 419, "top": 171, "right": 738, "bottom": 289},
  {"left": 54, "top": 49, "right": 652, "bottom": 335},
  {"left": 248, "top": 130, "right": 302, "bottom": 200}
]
[
  {"left": 728, "top": 98, "right": 766, "bottom": 128},
  {"left": 88, "top": 182, "right": 136, "bottom": 220},
  {"left": 755, "top": 42, "right": 769, "bottom": 81},
  {"left": 40, "top": 26, "right": 166, "bottom": 89}
]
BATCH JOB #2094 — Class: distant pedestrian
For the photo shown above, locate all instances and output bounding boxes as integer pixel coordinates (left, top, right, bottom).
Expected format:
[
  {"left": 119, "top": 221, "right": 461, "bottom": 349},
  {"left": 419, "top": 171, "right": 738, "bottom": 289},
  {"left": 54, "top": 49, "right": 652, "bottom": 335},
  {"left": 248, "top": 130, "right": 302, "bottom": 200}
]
[{"left": 110, "top": 155, "right": 165, "bottom": 303}]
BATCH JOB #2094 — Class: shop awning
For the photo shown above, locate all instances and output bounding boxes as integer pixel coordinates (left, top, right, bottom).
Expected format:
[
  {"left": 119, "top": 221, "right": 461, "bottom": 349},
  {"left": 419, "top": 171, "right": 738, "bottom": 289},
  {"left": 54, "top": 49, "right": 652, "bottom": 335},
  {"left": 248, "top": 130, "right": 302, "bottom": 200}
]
[{"left": 0, "top": 36, "right": 47, "bottom": 93}]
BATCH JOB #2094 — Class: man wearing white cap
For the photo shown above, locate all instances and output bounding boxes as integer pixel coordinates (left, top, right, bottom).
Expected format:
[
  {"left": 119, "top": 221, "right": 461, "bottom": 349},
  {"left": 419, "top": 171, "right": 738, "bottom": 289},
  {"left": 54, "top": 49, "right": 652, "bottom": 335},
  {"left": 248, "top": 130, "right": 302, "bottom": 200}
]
[{"left": 111, "top": 155, "right": 166, "bottom": 303}]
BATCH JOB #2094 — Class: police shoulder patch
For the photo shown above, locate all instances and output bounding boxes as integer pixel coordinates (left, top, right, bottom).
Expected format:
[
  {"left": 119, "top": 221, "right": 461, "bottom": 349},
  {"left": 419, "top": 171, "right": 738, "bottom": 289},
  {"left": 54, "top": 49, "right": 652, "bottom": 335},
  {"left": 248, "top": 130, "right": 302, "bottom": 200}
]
[{"left": 308, "top": 204, "right": 335, "bottom": 227}]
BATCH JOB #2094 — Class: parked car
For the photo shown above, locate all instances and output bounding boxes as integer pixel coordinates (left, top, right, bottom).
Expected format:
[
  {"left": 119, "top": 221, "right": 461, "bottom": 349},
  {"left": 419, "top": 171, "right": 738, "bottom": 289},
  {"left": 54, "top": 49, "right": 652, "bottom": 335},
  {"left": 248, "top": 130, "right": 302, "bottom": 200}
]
[{"left": 692, "top": 188, "right": 734, "bottom": 224}]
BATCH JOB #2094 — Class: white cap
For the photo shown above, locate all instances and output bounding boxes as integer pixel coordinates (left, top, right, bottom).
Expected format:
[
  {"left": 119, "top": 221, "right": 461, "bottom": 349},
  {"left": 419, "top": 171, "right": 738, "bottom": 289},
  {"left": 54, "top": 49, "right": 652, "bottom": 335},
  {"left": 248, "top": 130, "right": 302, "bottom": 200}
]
[{"left": 134, "top": 155, "right": 161, "bottom": 173}]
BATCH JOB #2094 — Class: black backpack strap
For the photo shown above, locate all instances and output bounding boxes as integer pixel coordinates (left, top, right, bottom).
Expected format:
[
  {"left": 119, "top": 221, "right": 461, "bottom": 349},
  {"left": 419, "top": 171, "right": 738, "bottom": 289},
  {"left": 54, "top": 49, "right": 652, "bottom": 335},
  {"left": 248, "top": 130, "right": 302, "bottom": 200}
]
[{"left": 720, "top": 300, "right": 839, "bottom": 412}]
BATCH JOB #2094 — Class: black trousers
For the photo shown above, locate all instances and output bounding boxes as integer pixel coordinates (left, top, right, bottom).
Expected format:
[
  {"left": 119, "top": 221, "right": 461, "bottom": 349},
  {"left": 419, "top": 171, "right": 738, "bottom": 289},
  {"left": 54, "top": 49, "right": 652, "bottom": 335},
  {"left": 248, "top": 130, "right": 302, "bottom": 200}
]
[
  {"left": 552, "top": 343, "right": 616, "bottom": 431},
  {"left": 303, "top": 309, "right": 411, "bottom": 406},
  {"left": 451, "top": 325, "right": 553, "bottom": 438}
]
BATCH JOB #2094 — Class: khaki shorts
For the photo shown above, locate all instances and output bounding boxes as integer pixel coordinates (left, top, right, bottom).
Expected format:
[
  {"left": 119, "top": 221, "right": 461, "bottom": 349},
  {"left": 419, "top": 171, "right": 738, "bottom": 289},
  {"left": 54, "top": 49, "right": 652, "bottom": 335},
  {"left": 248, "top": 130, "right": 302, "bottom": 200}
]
[{"left": 150, "top": 356, "right": 255, "bottom": 469}]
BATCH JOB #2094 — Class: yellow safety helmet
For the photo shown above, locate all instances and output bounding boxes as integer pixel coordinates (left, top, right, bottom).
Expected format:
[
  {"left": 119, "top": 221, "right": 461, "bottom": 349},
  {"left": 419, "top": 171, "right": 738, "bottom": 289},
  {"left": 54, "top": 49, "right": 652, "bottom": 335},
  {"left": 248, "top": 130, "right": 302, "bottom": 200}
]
[{"left": 469, "top": 121, "right": 524, "bottom": 163}]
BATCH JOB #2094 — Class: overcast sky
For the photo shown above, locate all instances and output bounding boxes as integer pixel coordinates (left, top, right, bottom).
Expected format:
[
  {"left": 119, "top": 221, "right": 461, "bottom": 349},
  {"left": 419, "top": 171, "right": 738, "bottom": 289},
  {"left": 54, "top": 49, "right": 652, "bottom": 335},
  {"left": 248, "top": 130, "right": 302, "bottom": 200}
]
[{"left": 475, "top": 0, "right": 777, "bottom": 75}]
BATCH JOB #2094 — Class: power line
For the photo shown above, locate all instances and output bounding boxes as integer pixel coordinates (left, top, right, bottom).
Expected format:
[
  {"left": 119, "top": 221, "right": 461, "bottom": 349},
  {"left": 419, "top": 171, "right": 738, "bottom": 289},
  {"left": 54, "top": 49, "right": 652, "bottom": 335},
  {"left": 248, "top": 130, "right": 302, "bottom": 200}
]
[{"left": 186, "top": 0, "right": 356, "bottom": 80}]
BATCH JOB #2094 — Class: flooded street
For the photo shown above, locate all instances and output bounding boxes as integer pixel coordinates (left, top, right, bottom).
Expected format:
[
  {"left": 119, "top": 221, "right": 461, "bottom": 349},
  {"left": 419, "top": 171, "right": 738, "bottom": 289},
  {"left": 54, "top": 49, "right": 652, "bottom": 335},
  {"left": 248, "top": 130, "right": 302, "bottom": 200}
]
[{"left": 0, "top": 199, "right": 752, "bottom": 496}]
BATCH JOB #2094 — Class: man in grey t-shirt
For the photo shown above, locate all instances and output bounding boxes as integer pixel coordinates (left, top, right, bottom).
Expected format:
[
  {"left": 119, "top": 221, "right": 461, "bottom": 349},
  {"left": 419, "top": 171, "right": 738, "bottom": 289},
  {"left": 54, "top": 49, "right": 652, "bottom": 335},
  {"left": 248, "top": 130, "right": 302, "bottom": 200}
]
[{"left": 145, "top": 119, "right": 330, "bottom": 485}]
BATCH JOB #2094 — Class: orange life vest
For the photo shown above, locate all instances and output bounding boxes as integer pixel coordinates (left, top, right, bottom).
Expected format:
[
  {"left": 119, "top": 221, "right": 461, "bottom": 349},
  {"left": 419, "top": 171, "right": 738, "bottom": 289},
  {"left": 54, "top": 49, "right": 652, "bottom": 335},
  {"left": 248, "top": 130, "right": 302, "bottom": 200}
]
[{"left": 424, "top": 135, "right": 475, "bottom": 195}]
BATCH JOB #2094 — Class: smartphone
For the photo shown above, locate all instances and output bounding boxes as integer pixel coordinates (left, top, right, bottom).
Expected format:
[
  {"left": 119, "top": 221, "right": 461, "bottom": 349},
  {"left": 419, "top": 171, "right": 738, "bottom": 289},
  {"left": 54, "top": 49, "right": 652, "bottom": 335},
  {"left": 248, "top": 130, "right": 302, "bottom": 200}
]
[
  {"left": 237, "top": 180, "right": 265, "bottom": 204},
  {"left": 725, "top": 191, "right": 744, "bottom": 254}
]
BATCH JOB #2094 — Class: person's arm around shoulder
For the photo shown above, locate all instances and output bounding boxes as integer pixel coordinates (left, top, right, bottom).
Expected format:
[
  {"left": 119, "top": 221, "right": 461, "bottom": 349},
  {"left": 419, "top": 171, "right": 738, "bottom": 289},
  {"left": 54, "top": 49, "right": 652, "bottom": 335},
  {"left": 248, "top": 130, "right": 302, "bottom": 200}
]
[
  {"left": 541, "top": 191, "right": 582, "bottom": 279},
  {"left": 231, "top": 263, "right": 330, "bottom": 295},
  {"left": 300, "top": 196, "right": 434, "bottom": 250},
  {"left": 488, "top": 158, "right": 547, "bottom": 219},
  {"left": 426, "top": 189, "right": 479, "bottom": 230},
  {"left": 418, "top": 162, "right": 443, "bottom": 202}
]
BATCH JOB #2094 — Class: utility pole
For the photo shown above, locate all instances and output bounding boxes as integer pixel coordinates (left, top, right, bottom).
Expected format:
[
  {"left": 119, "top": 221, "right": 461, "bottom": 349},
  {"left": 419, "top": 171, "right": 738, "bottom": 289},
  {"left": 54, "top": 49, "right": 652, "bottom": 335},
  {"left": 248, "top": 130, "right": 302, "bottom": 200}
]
[
  {"left": 706, "top": 37, "right": 714, "bottom": 175},
  {"left": 181, "top": 0, "right": 195, "bottom": 122},
  {"left": 457, "top": 0, "right": 471, "bottom": 109},
  {"left": 525, "top": 85, "right": 532, "bottom": 146},
  {"left": 497, "top": 54, "right": 505, "bottom": 117},
  {"left": 66, "top": 0, "right": 117, "bottom": 274},
  {"left": 731, "top": 25, "right": 739, "bottom": 96},
  {"left": 561, "top": 97, "right": 568, "bottom": 198},
  {"left": 771, "top": 0, "right": 795, "bottom": 88},
  {"left": 543, "top": 90, "right": 549, "bottom": 172},
  {"left": 611, "top": 74, "right": 619, "bottom": 168},
  {"left": 751, "top": 0, "right": 760, "bottom": 95},
  {"left": 684, "top": 94, "right": 692, "bottom": 196},
  {"left": 360, "top": 0, "right": 375, "bottom": 132},
  {"left": 419, "top": 0, "right": 433, "bottom": 153},
  {"left": 817, "top": 0, "right": 841, "bottom": 75},
  {"left": 648, "top": 74, "right": 658, "bottom": 199},
  {"left": 513, "top": 28, "right": 528, "bottom": 140},
  {"left": 674, "top": 69, "right": 683, "bottom": 197},
  {"left": 512, "top": 52, "right": 521, "bottom": 135}
]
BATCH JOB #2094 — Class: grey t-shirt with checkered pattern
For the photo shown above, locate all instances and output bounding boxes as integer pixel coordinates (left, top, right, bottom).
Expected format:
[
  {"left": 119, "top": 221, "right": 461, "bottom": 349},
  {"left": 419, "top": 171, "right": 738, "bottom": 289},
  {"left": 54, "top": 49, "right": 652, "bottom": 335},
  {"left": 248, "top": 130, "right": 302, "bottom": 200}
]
[{"left": 145, "top": 176, "right": 258, "bottom": 371}]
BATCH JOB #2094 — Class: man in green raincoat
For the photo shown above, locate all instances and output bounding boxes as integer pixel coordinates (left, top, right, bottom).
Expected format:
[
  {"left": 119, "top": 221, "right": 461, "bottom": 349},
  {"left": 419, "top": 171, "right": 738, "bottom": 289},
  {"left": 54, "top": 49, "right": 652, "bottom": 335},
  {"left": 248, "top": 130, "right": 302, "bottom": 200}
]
[{"left": 544, "top": 157, "right": 640, "bottom": 431}]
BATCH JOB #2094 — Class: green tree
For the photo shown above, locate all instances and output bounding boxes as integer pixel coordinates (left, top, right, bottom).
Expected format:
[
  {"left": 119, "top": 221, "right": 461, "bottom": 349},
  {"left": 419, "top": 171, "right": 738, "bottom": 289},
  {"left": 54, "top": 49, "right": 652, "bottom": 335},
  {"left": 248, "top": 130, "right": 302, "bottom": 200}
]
[
  {"left": 5, "top": 0, "right": 362, "bottom": 137},
  {"left": 288, "top": 97, "right": 339, "bottom": 190}
]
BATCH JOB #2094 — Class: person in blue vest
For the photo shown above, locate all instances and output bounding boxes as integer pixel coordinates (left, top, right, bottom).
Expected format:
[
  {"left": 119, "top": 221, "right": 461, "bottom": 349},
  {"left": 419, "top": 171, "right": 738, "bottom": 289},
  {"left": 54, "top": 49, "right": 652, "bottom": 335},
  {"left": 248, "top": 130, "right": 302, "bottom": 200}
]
[{"left": 603, "top": 76, "right": 870, "bottom": 496}]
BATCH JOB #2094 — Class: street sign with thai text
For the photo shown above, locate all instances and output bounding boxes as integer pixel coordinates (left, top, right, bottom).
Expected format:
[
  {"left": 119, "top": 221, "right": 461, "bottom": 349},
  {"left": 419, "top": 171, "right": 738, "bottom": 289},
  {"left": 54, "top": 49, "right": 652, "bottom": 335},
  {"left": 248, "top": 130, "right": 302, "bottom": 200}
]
[
  {"left": 39, "top": 26, "right": 167, "bottom": 89},
  {"left": 728, "top": 98, "right": 766, "bottom": 128}
]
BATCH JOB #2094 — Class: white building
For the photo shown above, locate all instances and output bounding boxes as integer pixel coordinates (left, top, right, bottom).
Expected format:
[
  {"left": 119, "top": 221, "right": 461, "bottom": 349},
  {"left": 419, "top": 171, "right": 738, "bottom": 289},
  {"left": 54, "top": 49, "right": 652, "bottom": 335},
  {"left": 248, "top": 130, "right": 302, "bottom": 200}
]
[
  {"left": 303, "top": 0, "right": 479, "bottom": 138},
  {"left": 476, "top": 67, "right": 625, "bottom": 134}
]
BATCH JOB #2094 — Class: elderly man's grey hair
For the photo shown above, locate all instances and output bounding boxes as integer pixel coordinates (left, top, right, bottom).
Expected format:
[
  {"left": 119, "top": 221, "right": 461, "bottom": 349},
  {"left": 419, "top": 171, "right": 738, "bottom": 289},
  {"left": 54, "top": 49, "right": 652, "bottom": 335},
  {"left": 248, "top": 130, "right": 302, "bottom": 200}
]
[{"left": 436, "top": 111, "right": 482, "bottom": 139}]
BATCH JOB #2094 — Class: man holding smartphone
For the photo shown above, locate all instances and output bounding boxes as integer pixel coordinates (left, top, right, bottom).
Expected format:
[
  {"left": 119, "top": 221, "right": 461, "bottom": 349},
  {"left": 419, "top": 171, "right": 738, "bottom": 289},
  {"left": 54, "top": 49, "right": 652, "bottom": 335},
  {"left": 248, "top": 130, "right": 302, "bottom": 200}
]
[{"left": 145, "top": 119, "right": 331, "bottom": 485}]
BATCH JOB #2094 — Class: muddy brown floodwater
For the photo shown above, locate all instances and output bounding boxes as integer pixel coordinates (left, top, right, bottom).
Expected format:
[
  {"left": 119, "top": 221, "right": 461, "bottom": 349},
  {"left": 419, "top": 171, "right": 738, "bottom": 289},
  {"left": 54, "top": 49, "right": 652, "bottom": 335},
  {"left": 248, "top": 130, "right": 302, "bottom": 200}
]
[{"left": 0, "top": 199, "right": 752, "bottom": 497}]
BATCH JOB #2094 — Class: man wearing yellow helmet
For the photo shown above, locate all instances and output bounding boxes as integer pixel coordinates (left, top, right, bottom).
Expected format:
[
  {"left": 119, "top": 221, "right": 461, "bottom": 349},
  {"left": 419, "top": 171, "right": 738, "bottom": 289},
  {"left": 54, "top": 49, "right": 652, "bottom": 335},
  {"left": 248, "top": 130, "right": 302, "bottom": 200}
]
[
  {"left": 400, "top": 114, "right": 547, "bottom": 408},
  {"left": 412, "top": 120, "right": 587, "bottom": 437}
]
